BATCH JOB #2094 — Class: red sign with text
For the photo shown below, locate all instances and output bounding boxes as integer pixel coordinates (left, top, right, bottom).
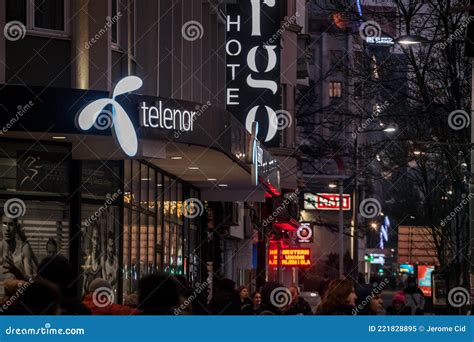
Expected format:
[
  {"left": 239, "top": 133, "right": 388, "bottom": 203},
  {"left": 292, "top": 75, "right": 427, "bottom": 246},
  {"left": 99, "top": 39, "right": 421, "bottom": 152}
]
[
  {"left": 313, "top": 193, "right": 351, "bottom": 210},
  {"left": 268, "top": 248, "right": 311, "bottom": 267}
]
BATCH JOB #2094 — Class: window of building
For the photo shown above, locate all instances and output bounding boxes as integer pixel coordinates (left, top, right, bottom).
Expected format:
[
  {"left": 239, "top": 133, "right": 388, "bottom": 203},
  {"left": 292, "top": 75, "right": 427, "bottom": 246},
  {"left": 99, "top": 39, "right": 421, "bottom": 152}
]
[
  {"left": 329, "top": 81, "right": 342, "bottom": 98},
  {"left": 330, "top": 50, "right": 343, "bottom": 71},
  {"left": 122, "top": 160, "right": 199, "bottom": 296},
  {"left": 6, "top": 0, "right": 27, "bottom": 24},
  {"left": 34, "top": 0, "right": 65, "bottom": 31},
  {"left": 111, "top": 0, "right": 120, "bottom": 47},
  {"left": 6, "top": 0, "right": 68, "bottom": 36},
  {"left": 130, "top": 0, "right": 136, "bottom": 57}
]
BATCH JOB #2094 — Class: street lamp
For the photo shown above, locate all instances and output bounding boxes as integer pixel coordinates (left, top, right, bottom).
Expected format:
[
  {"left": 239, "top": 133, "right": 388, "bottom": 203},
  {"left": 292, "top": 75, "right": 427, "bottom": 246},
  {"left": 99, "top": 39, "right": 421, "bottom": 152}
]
[
  {"left": 396, "top": 34, "right": 428, "bottom": 45},
  {"left": 383, "top": 126, "right": 397, "bottom": 133}
]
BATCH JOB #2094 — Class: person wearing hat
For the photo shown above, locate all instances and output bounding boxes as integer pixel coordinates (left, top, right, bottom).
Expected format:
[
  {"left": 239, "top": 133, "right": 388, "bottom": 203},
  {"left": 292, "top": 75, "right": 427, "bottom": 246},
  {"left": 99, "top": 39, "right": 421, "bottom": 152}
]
[
  {"left": 386, "top": 291, "right": 412, "bottom": 315},
  {"left": 353, "top": 284, "right": 385, "bottom": 315},
  {"left": 82, "top": 278, "right": 139, "bottom": 315}
]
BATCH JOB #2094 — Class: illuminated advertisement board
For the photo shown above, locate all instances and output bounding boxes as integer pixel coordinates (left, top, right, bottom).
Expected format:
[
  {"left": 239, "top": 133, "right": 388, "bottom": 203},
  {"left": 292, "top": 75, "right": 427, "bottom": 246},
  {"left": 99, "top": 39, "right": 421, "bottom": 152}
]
[
  {"left": 399, "top": 264, "right": 414, "bottom": 274},
  {"left": 417, "top": 265, "right": 435, "bottom": 297},
  {"left": 268, "top": 248, "right": 311, "bottom": 267}
]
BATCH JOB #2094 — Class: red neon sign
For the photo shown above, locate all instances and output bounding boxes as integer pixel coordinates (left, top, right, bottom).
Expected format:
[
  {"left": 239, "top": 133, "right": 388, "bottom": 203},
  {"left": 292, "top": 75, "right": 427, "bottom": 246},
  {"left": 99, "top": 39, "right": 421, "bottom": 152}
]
[{"left": 268, "top": 248, "right": 311, "bottom": 267}]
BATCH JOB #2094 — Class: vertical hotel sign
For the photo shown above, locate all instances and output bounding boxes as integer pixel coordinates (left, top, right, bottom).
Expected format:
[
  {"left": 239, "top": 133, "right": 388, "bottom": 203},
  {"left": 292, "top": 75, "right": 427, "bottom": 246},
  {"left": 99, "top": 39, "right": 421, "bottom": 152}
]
[{"left": 226, "top": 0, "right": 281, "bottom": 146}]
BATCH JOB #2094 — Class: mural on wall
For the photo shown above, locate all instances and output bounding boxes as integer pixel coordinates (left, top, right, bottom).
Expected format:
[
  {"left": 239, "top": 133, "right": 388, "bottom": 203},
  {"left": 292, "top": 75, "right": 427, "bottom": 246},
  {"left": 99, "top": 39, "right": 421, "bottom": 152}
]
[
  {"left": 0, "top": 201, "right": 69, "bottom": 296},
  {"left": 81, "top": 205, "right": 119, "bottom": 295},
  {"left": 0, "top": 216, "right": 37, "bottom": 283}
]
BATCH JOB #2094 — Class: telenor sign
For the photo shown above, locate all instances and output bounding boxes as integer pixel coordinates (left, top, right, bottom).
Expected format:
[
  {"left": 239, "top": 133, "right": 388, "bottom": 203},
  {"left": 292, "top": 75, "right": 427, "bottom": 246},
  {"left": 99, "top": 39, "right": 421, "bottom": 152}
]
[{"left": 268, "top": 248, "right": 311, "bottom": 267}]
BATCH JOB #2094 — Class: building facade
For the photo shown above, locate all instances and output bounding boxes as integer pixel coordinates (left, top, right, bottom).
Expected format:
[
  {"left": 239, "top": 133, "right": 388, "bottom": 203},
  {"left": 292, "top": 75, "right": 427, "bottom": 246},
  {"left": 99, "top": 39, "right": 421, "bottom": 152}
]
[{"left": 0, "top": 0, "right": 279, "bottom": 300}]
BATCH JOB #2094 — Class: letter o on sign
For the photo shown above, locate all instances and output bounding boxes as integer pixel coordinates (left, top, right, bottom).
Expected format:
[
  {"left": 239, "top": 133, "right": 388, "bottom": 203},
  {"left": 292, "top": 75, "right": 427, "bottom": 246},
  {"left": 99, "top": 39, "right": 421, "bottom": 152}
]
[{"left": 226, "top": 39, "right": 242, "bottom": 56}]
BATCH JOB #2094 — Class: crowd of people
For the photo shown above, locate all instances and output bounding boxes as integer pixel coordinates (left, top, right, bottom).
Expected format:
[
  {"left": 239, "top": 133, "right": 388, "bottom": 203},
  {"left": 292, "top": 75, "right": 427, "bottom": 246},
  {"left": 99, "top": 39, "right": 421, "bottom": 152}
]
[{"left": 0, "top": 254, "right": 426, "bottom": 315}]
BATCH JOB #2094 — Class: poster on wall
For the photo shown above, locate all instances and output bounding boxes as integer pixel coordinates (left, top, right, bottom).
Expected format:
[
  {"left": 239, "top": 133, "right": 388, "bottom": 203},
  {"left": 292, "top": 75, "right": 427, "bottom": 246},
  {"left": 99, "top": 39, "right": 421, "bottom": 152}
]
[
  {"left": 417, "top": 265, "right": 435, "bottom": 297},
  {"left": 81, "top": 205, "right": 120, "bottom": 297},
  {"left": 226, "top": 0, "right": 282, "bottom": 146}
]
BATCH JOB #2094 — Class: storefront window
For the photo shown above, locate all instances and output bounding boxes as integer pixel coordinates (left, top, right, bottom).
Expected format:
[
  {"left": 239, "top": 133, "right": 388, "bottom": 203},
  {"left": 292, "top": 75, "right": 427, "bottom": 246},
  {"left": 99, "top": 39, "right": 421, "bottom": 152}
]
[{"left": 122, "top": 160, "right": 200, "bottom": 296}]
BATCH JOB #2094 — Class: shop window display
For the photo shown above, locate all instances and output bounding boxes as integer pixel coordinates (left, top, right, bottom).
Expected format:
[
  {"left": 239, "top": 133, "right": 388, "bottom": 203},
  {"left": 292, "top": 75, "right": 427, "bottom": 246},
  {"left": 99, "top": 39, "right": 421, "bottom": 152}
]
[
  {"left": 0, "top": 200, "right": 69, "bottom": 296},
  {"left": 122, "top": 160, "right": 201, "bottom": 296}
]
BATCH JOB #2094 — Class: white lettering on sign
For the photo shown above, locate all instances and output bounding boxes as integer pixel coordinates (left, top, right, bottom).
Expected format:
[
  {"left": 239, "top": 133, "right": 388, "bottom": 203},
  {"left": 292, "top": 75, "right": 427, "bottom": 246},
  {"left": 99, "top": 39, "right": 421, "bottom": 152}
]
[
  {"left": 226, "top": 0, "right": 280, "bottom": 143},
  {"left": 140, "top": 102, "right": 196, "bottom": 132},
  {"left": 77, "top": 76, "right": 199, "bottom": 157},
  {"left": 366, "top": 36, "right": 394, "bottom": 45}
]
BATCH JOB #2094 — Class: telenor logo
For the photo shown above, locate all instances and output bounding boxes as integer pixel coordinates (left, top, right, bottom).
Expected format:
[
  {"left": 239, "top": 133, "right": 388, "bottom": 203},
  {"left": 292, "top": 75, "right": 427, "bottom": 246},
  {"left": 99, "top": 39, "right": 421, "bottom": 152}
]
[{"left": 77, "top": 76, "right": 142, "bottom": 157}]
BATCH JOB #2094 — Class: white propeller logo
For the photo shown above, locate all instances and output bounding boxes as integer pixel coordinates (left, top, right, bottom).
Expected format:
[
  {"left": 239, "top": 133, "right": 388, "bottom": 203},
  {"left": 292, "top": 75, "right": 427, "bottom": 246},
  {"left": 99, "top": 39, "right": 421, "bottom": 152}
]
[{"left": 77, "top": 76, "right": 143, "bottom": 157}]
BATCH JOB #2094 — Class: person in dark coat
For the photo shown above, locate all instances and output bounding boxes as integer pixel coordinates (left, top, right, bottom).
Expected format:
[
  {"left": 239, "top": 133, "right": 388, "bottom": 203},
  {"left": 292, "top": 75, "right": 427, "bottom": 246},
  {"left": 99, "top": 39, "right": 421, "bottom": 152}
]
[
  {"left": 242, "top": 291, "right": 262, "bottom": 315},
  {"left": 285, "top": 286, "right": 312, "bottom": 315},
  {"left": 232, "top": 285, "right": 252, "bottom": 314},
  {"left": 386, "top": 291, "right": 412, "bottom": 315},
  {"left": 5, "top": 278, "right": 61, "bottom": 315},
  {"left": 37, "top": 255, "right": 91, "bottom": 315},
  {"left": 316, "top": 279, "right": 357, "bottom": 315},
  {"left": 318, "top": 274, "right": 331, "bottom": 298},
  {"left": 403, "top": 276, "right": 425, "bottom": 315},
  {"left": 208, "top": 278, "right": 239, "bottom": 315},
  {"left": 138, "top": 273, "right": 181, "bottom": 315}
]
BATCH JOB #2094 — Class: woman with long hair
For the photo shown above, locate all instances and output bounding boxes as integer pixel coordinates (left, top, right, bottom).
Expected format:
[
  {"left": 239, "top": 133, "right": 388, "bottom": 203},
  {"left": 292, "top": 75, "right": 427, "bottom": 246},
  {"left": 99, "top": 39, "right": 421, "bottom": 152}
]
[{"left": 316, "top": 279, "right": 357, "bottom": 315}]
